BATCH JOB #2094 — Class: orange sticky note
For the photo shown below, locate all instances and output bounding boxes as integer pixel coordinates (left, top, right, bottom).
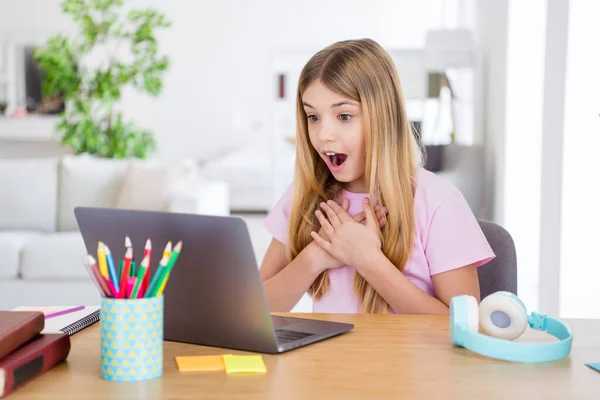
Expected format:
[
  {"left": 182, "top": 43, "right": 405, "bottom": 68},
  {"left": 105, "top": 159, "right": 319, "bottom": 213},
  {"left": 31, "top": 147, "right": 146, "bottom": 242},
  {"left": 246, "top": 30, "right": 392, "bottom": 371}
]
[
  {"left": 175, "top": 355, "right": 226, "bottom": 372},
  {"left": 223, "top": 355, "right": 267, "bottom": 374}
]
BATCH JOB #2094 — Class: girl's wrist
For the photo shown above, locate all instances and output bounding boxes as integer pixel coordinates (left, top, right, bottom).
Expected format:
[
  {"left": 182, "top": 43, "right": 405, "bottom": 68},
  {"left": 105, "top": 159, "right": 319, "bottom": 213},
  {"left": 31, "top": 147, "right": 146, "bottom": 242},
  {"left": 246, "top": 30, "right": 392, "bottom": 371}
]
[
  {"left": 305, "top": 241, "right": 332, "bottom": 275},
  {"left": 355, "top": 248, "right": 385, "bottom": 276}
]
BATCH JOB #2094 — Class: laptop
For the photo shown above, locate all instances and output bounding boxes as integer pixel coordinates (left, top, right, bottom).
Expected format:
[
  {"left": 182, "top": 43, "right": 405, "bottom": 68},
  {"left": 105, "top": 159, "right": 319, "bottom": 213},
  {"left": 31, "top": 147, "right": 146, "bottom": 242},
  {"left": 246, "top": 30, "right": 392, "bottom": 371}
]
[{"left": 74, "top": 207, "right": 354, "bottom": 354}]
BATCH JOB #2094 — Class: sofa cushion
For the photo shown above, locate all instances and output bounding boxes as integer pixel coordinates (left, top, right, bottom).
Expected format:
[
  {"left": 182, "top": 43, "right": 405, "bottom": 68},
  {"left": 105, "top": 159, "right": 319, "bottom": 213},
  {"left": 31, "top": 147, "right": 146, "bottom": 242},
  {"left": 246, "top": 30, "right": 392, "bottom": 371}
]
[
  {"left": 0, "top": 280, "right": 101, "bottom": 311},
  {"left": 0, "top": 158, "right": 59, "bottom": 231},
  {"left": 0, "top": 231, "right": 41, "bottom": 278},
  {"left": 115, "top": 159, "right": 199, "bottom": 211},
  {"left": 20, "top": 232, "right": 89, "bottom": 279},
  {"left": 57, "top": 155, "right": 130, "bottom": 232}
]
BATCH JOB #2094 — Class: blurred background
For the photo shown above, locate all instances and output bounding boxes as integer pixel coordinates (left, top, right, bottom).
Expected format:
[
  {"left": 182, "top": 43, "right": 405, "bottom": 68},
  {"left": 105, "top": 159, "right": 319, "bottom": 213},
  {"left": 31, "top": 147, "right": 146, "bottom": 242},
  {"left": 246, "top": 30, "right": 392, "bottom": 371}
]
[{"left": 0, "top": 0, "right": 597, "bottom": 318}]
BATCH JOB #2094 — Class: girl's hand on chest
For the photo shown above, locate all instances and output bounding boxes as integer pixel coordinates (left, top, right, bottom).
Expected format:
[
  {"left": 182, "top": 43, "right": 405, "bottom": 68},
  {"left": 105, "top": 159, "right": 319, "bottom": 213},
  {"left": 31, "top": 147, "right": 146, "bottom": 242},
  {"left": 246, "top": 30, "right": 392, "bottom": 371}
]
[{"left": 311, "top": 198, "right": 385, "bottom": 272}]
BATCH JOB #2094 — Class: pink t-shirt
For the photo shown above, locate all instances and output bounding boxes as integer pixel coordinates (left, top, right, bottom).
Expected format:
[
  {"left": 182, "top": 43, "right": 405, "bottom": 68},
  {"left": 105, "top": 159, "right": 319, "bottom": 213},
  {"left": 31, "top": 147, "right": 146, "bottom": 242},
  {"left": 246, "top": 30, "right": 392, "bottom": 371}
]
[{"left": 263, "top": 167, "right": 495, "bottom": 313}]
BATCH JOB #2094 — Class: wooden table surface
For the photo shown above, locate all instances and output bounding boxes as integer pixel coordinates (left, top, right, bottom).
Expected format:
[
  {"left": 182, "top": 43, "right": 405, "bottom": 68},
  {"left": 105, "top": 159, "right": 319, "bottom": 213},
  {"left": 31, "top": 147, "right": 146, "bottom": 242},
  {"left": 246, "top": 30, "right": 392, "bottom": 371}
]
[{"left": 8, "top": 313, "right": 600, "bottom": 399}]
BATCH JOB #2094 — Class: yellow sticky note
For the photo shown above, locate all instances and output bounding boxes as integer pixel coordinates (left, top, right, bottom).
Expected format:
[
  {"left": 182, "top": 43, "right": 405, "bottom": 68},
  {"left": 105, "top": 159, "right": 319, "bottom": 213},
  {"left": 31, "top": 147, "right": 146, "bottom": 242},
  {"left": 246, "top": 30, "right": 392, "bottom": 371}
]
[
  {"left": 175, "top": 355, "right": 226, "bottom": 372},
  {"left": 223, "top": 355, "right": 267, "bottom": 374}
]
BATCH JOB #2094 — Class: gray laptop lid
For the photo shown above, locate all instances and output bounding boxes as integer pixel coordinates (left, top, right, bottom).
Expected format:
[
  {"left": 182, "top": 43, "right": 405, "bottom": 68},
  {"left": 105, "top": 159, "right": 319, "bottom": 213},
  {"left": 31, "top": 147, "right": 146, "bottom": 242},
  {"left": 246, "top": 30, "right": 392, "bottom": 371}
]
[{"left": 74, "top": 207, "right": 280, "bottom": 353}]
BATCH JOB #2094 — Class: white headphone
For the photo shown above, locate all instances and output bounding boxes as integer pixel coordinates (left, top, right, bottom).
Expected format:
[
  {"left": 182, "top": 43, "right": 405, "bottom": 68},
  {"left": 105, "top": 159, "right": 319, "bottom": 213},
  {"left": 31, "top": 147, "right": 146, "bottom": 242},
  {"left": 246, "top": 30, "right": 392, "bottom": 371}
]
[{"left": 450, "top": 291, "right": 573, "bottom": 362}]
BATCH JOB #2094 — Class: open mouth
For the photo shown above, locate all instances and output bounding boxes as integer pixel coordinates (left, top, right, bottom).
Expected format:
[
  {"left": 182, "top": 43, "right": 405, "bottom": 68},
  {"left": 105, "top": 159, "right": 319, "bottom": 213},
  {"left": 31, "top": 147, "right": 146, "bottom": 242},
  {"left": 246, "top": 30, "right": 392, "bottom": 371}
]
[{"left": 325, "top": 152, "right": 348, "bottom": 168}]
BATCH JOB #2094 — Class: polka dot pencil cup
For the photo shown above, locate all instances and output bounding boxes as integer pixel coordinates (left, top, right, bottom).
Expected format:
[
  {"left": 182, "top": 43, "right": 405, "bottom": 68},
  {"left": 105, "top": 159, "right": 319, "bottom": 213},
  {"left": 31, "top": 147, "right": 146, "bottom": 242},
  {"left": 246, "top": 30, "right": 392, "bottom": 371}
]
[{"left": 100, "top": 295, "right": 163, "bottom": 382}]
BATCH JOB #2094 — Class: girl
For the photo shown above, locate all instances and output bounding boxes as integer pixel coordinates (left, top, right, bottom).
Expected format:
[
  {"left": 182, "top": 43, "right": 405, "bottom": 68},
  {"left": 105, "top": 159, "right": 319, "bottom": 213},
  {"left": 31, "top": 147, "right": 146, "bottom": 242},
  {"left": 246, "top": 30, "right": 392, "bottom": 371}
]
[{"left": 261, "top": 38, "right": 495, "bottom": 314}]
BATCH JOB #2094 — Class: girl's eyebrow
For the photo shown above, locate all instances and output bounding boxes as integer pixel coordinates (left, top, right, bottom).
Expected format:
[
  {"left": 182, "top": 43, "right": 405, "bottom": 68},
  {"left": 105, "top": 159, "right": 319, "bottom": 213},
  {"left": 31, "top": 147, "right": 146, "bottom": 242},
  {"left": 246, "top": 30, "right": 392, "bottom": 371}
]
[
  {"left": 302, "top": 101, "right": 359, "bottom": 109},
  {"left": 331, "top": 101, "right": 359, "bottom": 108}
]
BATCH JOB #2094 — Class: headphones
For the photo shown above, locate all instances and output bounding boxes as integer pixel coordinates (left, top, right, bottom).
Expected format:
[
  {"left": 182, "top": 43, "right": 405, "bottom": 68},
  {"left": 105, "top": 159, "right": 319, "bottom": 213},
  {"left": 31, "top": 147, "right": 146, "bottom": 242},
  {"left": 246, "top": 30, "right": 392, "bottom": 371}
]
[{"left": 449, "top": 291, "right": 573, "bottom": 362}]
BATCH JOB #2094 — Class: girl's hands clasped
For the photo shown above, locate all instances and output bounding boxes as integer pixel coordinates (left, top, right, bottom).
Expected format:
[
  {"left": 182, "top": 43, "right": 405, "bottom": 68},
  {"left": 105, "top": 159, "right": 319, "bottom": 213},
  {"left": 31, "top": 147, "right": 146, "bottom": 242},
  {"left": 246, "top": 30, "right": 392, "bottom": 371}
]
[{"left": 311, "top": 198, "right": 384, "bottom": 271}]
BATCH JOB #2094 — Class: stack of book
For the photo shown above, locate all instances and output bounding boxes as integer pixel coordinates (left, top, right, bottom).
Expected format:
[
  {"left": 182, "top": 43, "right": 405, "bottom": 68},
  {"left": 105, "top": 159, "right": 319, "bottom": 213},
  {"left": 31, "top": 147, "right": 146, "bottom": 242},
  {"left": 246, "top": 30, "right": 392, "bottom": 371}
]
[{"left": 0, "top": 311, "right": 71, "bottom": 398}]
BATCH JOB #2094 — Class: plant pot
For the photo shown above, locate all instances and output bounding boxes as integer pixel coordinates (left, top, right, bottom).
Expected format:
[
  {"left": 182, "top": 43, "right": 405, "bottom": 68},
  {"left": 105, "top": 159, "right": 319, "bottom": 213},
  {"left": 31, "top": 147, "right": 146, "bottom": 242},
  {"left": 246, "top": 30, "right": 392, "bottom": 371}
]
[
  {"left": 423, "top": 144, "right": 446, "bottom": 172},
  {"left": 39, "top": 96, "right": 65, "bottom": 115},
  {"left": 0, "top": 104, "right": 6, "bottom": 115}
]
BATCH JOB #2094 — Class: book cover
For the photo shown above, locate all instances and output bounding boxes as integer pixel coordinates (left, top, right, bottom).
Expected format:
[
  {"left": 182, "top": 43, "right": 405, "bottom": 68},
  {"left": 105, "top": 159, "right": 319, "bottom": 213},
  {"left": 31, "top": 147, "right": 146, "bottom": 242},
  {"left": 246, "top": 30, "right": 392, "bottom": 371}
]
[
  {"left": 0, "top": 333, "right": 70, "bottom": 398},
  {"left": 0, "top": 311, "right": 45, "bottom": 361}
]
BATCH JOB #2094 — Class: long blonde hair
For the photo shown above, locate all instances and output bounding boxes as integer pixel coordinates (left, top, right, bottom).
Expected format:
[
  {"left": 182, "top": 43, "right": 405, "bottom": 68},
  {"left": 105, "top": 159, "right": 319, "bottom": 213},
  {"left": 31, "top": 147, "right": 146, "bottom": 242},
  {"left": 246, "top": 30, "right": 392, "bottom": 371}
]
[{"left": 287, "top": 38, "right": 423, "bottom": 313}]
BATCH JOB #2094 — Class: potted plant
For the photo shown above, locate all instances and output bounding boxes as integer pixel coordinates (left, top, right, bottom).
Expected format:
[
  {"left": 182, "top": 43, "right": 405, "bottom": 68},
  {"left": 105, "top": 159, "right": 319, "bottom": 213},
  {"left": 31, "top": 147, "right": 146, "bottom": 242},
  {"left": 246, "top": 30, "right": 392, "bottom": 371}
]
[
  {"left": 33, "top": 0, "right": 171, "bottom": 159},
  {"left": 0, "top": 101, "right": 7, "bottom": 115}
]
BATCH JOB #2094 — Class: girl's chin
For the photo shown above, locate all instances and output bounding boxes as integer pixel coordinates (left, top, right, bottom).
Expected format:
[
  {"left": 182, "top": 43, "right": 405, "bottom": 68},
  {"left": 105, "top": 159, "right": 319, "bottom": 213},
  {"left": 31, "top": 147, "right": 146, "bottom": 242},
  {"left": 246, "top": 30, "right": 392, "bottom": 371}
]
[{"left": 330, "top": 172, "right": 361, "bottom": 184}]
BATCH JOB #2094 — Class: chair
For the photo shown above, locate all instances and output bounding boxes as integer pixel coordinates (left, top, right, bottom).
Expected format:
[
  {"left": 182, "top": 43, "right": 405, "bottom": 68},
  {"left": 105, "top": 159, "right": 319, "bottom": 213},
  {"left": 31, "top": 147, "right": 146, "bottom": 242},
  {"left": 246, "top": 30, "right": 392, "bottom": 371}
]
[{"left": 476, "top": 220, "right": 517, "bottom": 299}]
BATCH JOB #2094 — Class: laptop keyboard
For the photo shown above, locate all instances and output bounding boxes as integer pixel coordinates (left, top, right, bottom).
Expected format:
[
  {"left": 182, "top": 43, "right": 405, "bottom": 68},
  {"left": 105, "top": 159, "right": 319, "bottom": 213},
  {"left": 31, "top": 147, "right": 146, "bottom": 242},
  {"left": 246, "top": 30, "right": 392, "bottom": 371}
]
[{"left": 275, "top": 329, "right": 314, "bottom": 344}]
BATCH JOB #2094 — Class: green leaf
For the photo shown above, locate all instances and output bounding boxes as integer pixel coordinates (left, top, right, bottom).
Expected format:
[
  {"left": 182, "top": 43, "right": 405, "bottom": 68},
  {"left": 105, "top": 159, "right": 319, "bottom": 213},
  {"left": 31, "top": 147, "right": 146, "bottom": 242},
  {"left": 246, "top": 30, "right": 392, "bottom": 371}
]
[{"left": 41, "top": 0, "right": 169, "bottom": 159}]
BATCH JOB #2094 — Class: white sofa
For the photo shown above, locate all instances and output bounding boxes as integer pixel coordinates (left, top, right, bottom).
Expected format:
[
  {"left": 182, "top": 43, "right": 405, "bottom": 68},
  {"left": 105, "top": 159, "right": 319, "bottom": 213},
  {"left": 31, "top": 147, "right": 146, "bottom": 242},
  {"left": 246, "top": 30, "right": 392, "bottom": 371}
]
[
  {"left": 0, "top": 155, "right": 229, "bottom": 310},
  {"left": 199, "top": 140, "right": 296, "bottom": 212}
]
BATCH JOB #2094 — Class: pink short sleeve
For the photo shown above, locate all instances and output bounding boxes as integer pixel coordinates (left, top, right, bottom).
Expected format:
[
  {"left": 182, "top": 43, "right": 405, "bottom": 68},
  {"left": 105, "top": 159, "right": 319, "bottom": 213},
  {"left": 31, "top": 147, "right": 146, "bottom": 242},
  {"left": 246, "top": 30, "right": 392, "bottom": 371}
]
[
  {"left": 263, "top": 184, "right": 294, "bottom": 244},
  {"left": 425, "top": 190, "right": 495, "bottom": 275}
]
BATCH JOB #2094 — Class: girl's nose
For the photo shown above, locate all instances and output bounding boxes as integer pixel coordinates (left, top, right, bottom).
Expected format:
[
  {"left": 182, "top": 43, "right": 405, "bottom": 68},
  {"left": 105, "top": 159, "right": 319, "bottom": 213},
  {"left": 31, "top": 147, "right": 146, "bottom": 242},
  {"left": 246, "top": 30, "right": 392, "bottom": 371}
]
[{"left": 318, "top": 119, "right": 336, "bottom": 143}]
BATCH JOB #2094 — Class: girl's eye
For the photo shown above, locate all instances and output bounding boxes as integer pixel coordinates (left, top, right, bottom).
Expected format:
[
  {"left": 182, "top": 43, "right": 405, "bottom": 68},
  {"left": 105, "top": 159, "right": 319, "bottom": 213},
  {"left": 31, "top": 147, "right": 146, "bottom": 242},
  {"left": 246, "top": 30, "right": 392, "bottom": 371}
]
[
  {"left": 339, "top": 114, "right": 353, "bottom": 122},
  {"left": 307, "top": 115, "right": 320, "bottom": 122}
]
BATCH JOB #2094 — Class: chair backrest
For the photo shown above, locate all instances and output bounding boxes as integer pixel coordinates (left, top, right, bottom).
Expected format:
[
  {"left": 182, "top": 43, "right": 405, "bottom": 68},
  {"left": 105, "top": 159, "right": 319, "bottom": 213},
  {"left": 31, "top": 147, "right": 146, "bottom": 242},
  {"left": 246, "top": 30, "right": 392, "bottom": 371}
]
[{"left": 477, "top": 220, "right": 517, "bottom": 299}]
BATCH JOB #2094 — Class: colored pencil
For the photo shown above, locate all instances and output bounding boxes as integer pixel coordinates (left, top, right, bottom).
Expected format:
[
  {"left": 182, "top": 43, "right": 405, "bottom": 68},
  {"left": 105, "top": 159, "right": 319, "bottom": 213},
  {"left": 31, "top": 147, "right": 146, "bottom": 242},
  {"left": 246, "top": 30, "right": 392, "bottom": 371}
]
[
  {"left": 126, "top": 277, "right": 136, "bottom": 298},
  {"left": 45, "top": 305, "right": 85, "bottom": 319},
  {"left": 84, "top": 255, "right": 110, "bottom": 297},
  {"left": 145, "top": 255, "right": 170, "bottom": 298},
  {"left": 156, "top": 241, "right": 182, "bottom": 296},
  {"left": 119, "top": 247, "right": 133, "bottom": 299},
  {"left": 125, "top": 235, "right": 132, "bottom": 249},
  {"left": 103, "top": 275, "right": 118, "bottom": 298},
  {"left": 142, "top": 238, "right": 152, "bottom": 294},
  {"left": 103, "top": 243, "right": 120, "bottom": 294},
  {"left": 130, "top": 261, "right": 137, "bottom": 277},
  {"left": 97, "top": 241, "right": 109, "bottom": 279},
  {"left": 130, "top": 255, "right": 149, "bottom": 299},
  {"left": 87, "top": 255, "right": 112, "bottom": 297},
  {"left": 162, "top": 241, "right": 172, "bottom": 259},
  {"left": 125, "top": 235, "right": 134, "bottom": 276}
]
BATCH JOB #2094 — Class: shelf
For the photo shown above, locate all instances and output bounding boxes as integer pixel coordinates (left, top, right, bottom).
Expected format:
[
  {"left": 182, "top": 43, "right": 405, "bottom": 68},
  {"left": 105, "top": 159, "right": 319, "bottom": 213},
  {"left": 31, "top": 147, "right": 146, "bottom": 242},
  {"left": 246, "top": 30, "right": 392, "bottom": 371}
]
[{"left": 0, "top": 115, "right": 60, "bottom": 141}]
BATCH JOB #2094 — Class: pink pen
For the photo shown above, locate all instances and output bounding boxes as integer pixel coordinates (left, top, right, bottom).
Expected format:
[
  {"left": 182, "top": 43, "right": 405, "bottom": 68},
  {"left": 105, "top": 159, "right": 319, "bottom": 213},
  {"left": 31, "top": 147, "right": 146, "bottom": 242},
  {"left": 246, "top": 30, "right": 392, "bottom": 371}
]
[{"left": 45, "top": 305, "right": 85, "bottom": 319}]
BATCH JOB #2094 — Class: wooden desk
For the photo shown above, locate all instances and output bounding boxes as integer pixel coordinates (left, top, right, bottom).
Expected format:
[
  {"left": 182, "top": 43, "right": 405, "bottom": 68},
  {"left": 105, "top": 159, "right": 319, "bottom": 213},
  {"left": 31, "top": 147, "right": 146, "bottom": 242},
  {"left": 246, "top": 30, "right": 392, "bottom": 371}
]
[{"left": 8, "top": 313, "right": 600, "bottom": 399}]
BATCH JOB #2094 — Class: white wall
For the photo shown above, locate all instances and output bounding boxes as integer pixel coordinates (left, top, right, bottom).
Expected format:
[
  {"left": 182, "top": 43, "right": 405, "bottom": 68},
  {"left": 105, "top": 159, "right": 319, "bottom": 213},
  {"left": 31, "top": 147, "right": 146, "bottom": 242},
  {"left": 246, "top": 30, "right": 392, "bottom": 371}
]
[
  {"left": 474, "top": 0, "right": 600, "bottom": 317},
  {"left": 475, "top": 0, "right": 509, "bottom": 223},
  {"left": 538, "top": 0, "right": 569, "bottom": 316},
  {"left": 560, "top": 0, "right": 600, "bottom": 318},
  {"left": 0, "top": 0, "right": 449, "bottom": 162},
  {"left": 502, "top": 0, "right": 547, "bottom": 311}
]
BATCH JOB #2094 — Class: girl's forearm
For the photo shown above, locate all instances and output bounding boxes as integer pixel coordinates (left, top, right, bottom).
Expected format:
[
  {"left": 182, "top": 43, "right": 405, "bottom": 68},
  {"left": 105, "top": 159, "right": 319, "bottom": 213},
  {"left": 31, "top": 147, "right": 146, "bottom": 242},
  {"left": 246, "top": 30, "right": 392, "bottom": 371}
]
[
  {"left": 263, "top": 243, "right": 323, "bottom": 312},
  {"left": 358, "top": 250, "right": 449, "bottom": 314}
]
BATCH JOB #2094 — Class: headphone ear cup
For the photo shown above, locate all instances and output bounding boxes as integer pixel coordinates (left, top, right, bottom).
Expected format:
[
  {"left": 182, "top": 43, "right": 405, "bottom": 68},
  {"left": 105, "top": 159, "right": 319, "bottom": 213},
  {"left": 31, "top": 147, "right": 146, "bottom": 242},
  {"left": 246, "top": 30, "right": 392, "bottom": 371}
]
[
  {"left": 465, "top": 295, "right": 479, "bottom": 332},
  {"left": 479, "top": 292, "right": 528, "bottom": 340},
  {"left": 450, "top": 295, "right": 479, "bottom": 346}
]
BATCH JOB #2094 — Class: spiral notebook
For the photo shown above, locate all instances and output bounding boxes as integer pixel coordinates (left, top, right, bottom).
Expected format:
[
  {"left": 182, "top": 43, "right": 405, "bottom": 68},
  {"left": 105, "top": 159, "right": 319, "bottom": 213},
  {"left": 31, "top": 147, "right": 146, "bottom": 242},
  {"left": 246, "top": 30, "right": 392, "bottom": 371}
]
[{"left": 12, "top": 306, "right": 100, "bottom": 336}]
